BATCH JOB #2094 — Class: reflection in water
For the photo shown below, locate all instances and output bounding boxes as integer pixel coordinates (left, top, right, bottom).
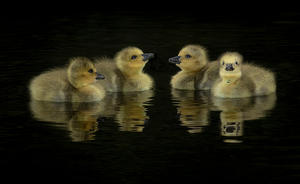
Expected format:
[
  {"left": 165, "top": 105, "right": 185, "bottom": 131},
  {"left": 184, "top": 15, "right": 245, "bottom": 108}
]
[
  {"left": 172, "top": 90, "right": 210, "bottom": 133},
  {"left": 172, "top": 89, "right": 277, "bottom": 140},
  {"left": 212, "top": 93, "right": 277, "bottom": 143},
  {"left": 116, "top": 90, "right": 153, "bottom": 132},
  {"left": 30, "top": 90, "right": 153, "bottom": 141}
]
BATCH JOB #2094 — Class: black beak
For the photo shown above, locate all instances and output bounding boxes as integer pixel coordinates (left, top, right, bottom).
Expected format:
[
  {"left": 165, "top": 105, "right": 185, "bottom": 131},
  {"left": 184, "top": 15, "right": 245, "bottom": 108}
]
[
  {"left": 225, "top": 63, "right": 234, "bottom": 71},
  {"left": 95, "top": 72, "right": 105, "bottom": 80},
  {"left": 169, "top": 56, "right": 181, "bottom": 64},
  {"left": 142, "top": 53, "right": 154, "bottom": 61}
]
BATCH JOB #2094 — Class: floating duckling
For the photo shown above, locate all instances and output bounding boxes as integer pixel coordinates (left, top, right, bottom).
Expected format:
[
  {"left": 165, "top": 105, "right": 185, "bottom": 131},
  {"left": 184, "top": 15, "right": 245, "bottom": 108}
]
[
  {"left": 94, "top": 46, "right": 154, "bottom": 92},
  {"left": 29, "top": 57, "right": 106, "bottom": 102},
  {"left": 169, "top": 44, "right": 219, "bottom": 90},
  {"left": 212, "top": 52, "right": 276, "bottom": 98}
]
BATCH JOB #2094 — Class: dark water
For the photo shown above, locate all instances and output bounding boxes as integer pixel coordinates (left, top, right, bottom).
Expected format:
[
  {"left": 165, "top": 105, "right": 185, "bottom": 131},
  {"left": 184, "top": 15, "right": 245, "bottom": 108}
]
[{"left": 1, "top": 11, "right": 300, "bottom": 182}]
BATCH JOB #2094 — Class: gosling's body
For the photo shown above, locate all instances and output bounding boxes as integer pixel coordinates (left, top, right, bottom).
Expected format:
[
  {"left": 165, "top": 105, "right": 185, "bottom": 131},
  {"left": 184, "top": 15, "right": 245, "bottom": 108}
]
[
  {"left": 212, "top": 73, "right": 255, "bottom": 98},
  {"left": 242, "top": 64, "right": 276, "bottom": 96},
  {"left": 170, "top": 71, "right": 196, "bottom": 90},
  {"left": 194, "top": 61, "right": 220, "bottom": 90},
  {"left": 212, "top": 52, "right": 276, "bottom": 98},
  {"left": 29, "top": 57, "right": 106, "bottom": 102},
  {"left": 169, "top": 45, "right": 219, "bottom": 90},
  {"left": 94, "top": 47, "right": 154, "bottom": 92},
  {"left": 94, "top": 58, "right": 124, "bottom": 92}
]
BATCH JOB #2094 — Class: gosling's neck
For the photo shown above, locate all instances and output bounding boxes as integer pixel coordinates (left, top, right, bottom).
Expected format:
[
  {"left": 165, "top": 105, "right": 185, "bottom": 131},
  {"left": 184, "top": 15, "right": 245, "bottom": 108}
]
[
  {"left": 221, "top": 77, "right": 239, "bottom": 84},
  {"left": 220, "top": 72, "right": 242, "bottom": 85},
  {"left": 178, "top": 61, "right": 207, "bottom": 74},
  {"left": 68, "top": 74, "right": 89, "bottom": 89},
  {"left": 69, "top": 78, "right": 88, "bottom": 89},
  {"left": 118, "top": 64, "right": 144, "bottom": 77}
]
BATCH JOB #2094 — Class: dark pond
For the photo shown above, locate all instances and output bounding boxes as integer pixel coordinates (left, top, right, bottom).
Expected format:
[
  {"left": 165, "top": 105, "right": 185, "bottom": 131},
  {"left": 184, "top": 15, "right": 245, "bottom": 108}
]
[{"left": 1, "top": 11, "right": 300, "bottom": 183}]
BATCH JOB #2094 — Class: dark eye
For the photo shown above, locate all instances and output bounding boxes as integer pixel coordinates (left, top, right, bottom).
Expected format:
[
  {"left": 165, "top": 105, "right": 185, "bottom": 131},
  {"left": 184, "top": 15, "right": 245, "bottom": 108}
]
[
  {"left": 88, "top": 69, "right": 93, "bottom": 73},
  {"left": 131, "top": 55, "right": 137, "bottom": 59},
  {"left": 235, "top": 61, "right": 239, "bottom": 65},
  {"left": 222, "top": 61, "right": 225, "bottom": 65},
  {"left": 185, "top": 54, "right": 191, "bottom": 58}
]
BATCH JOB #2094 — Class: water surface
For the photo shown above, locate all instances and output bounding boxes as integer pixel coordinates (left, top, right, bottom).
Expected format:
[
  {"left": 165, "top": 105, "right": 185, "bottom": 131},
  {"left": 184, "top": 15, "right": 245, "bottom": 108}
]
[{"left": 1, "top": 11, "right": 300, "bottom": 183}]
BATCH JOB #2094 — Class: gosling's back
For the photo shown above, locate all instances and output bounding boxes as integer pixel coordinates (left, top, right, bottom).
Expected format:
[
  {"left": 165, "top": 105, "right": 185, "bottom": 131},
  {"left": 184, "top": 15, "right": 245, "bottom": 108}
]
[
  {"left": 242, "top": 64, "right": 276, "bottom": 96},
  {"left": 94, "top": 58, "right": 124, "bottom": 92},
  {"left": 29, "top": 68, "right": 73, "bottom": 102}
]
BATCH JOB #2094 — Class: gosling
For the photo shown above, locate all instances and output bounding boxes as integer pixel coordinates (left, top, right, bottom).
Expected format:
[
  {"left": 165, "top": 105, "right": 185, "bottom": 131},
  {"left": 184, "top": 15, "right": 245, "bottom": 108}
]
[
  {"left": 29, "top": 57, "right": 106, "bottom": 102},
  {"left": 94, "top": 46, "right": 154, "bottom": 92},
  {"left": 169, "top": 44, "right": 219, "bottom": 90},
  {"left": 212, "top": 52, "right": 276, "bottom": 98}
]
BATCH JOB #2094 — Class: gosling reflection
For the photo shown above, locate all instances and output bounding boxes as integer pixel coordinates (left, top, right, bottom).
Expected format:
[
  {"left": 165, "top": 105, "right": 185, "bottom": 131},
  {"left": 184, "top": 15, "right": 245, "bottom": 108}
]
[
  {"left": 30, "top": 91, "right": 153, "bottom": 141},
  {"left": 211, "top": 93, "right": 276, "bottom": 143},
  {"left": 116, "top": 90, "right": 153, "bottom": 132},
  {"left": 172, "top": 90, "right": 276, "bottom": 136},
  {"left": 172, "top": 89, "right": 210, "bottom": 133},
  {"left": 220, "top": 111, "right": 243, "bottom": 141},
  {"left": 30, "top": 95, "right": 118, "bottom": 141},
  {"left": 67, "top": 113, "right": 104, "bottom": 142}
]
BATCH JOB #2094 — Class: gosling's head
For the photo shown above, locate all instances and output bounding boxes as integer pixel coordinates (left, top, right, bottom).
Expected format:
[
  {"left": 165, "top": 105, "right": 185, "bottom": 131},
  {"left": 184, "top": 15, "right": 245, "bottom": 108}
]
[
  {"left": 218, "top": 52, "right": 243, "bottom": 81},
  {"left": 169, "top": 44, "right": 208, "bottom": 72},
  {"left": 114, "top": 46, "right": 154, "bottom": 75},
  {"left": 68, "top": 57, "right": 105, "bottom": 88}
]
